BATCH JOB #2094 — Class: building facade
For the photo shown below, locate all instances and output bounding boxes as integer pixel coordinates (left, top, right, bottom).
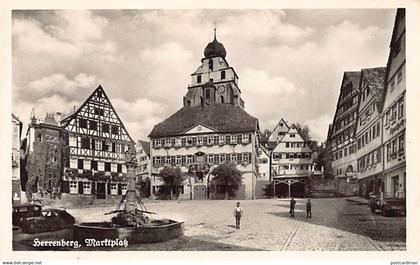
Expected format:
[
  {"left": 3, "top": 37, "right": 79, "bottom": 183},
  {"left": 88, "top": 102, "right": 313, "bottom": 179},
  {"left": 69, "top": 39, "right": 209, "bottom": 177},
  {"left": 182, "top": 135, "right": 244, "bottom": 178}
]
[
  {"left": 136, "top": 139, "right": 151, "bottom": 197},
  {"left": 381, "top": 9, "right": 406, "bottom": 199},
  {"left": 257, "top": 146, "right": 270, "bottom": 181},
  {"left": 267, "top": 118, "right": 290, "bottom": 150},
  {"left": 355, "top": 67, "right": 386, "bottom": 198},
  {"left": 136, "top": 140, "right": 151, "bottom": 180},
  {"left": 271, "top": 124, "right": 314, "bottom": 198},
  {"left": 60, "top": 85, "right": 135, "bottom": 199},
  {"left": 329, "top": 71, "right": 361, "bottom": 179},
  {"left": 149, "top": 31, "right": 260, "bottom": 200},
  {"left": 12, "top": 114, "right": 23, "bottom": 204},
  {"left": 24, "top": 113, "right": 67, "bottom": 200}
]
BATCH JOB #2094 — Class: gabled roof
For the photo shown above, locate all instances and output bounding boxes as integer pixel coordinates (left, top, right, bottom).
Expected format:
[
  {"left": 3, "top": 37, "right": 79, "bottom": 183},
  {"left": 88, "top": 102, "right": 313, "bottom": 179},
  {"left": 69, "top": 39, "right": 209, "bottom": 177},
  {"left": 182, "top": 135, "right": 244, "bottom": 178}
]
[
  {"left": 331, "top": 71, "right": 361, "bottom": 136},
  {"left": 267, "top": 118, "right": 290, "bottom": 144},
  {"left": 61, "top": 85, "right": 134, "bottom": 143},
  {"left": 42, "top": 113, "right": 59, "bottom": 127},
  {"left": 272, "top": 123, "right": 313, "bottom": 152},
  {"left": 381, "top": 8, "right": 405, "bottom": 113},
  {"left": 148, "top": 103, "right": 259, "bottom": 138},
  {"left": 138, "top": 140, "right": 150, "bottom": 157},
  {"left": 359, "top": 67, "right": 386, "bottom": 109},
  {"left": 344, "top": 71, "right": 362, "bottom": 89}
]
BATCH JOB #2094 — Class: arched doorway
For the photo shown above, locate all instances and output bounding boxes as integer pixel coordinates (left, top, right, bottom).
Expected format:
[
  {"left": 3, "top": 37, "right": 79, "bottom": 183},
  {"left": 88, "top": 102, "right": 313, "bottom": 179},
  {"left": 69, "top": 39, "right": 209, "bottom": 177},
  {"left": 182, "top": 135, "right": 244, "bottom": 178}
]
[
  {"left": 273, "top": 179, "right": 306, "bottom": 198},
  {"left": 290, "top": 182, "right": 305, "bottom": 198}
]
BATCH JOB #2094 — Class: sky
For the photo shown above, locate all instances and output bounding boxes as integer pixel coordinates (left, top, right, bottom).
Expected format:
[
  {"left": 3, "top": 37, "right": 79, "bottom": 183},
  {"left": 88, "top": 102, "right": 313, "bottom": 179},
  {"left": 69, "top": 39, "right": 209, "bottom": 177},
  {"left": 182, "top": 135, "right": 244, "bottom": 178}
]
[{"left": 12, "top": 9, "right": 396, "bottom": 142}]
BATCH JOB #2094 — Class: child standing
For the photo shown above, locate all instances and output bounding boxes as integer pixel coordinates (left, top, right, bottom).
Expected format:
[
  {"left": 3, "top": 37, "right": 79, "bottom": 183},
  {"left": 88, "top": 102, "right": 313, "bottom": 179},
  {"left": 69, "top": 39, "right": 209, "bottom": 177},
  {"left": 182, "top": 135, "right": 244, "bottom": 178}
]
[{"left": 233, "top": 201, "right": 244, "bottom": 229}]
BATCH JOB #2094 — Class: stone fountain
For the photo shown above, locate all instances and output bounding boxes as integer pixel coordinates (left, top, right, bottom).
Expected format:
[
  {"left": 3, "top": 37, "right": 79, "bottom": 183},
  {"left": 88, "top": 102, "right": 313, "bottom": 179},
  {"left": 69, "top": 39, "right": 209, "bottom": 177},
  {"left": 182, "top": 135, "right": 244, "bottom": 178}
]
[{"left": 73, "top": 145, "right": 184, "bottom": 245}]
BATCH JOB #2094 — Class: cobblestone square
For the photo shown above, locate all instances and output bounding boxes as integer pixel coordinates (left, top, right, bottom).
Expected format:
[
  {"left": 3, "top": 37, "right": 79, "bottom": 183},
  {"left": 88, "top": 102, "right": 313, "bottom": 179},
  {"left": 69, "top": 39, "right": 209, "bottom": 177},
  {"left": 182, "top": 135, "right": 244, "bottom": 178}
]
[{"left": 55, "top": 197, "right": 405, "bottom": 251}]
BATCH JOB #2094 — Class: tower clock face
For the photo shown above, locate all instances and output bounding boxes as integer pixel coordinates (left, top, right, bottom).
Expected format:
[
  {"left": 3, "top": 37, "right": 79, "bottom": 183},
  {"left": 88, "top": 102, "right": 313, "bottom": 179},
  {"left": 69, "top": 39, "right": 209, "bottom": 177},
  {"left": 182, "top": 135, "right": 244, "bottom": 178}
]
[{"left": 217, "top": 85, "right": 225, "bottom": 94}]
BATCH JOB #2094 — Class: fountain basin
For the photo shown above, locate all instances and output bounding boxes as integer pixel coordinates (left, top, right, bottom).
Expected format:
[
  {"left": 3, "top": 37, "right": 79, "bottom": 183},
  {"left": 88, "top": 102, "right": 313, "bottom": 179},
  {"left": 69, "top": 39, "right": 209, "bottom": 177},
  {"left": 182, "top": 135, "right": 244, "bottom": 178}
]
[{"left": 73, "top": 219, "right": 184, "bottom": 244}]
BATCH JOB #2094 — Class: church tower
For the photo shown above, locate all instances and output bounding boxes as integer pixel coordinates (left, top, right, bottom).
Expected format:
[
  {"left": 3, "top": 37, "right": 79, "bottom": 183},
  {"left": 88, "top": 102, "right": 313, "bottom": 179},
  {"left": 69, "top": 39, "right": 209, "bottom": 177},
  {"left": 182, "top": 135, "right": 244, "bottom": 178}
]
[{"left": 183, "top": 29, "right": 244, "bottom": 108}]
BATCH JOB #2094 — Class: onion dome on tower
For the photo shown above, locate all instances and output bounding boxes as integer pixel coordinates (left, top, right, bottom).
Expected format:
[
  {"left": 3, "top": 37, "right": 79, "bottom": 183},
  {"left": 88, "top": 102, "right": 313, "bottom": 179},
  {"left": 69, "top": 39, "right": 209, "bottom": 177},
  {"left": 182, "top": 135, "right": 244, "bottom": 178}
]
[{"left": 203, "top": 28, "right": 226, "bottom": 59}]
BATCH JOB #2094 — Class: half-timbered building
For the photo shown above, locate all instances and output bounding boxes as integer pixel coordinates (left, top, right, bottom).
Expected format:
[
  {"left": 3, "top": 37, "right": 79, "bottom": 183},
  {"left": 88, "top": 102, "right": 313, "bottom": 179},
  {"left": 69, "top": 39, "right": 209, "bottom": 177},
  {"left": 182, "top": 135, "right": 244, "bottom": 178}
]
[
  {"left": 60, "top": 85, "right": 135, "bottom": 200},
  {"left": 271, "top": 124, "right": 314, "bottom": 198},
  {"left": 329, "top": 71, "right": 361, "bottom": 180},
  {"left": 267, "top": 118, "right": 290, "bottom": 150},
  {"left": 355, "top": 67, "right": 386, "bottom": 197}
]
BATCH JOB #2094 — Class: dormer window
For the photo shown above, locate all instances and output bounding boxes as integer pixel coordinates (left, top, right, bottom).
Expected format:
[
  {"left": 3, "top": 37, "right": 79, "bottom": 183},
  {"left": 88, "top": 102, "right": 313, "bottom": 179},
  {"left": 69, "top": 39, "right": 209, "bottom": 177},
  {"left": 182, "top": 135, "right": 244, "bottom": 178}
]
[{"left": 221, "top": 70, "right": 226, "bottom": 79}]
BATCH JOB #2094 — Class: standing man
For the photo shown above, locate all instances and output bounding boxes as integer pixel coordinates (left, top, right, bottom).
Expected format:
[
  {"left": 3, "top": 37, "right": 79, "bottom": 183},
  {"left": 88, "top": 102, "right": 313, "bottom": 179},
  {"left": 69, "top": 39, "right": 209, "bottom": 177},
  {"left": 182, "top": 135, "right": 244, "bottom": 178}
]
[
  {"left": 306, "top": 198, "right": 312, "bottom": 218},
  {"left": 290, "top": 197, "right": 296, "bottom": 217},
  {"left": 233, "top": 201, "right": 244, "bottom": 229}
]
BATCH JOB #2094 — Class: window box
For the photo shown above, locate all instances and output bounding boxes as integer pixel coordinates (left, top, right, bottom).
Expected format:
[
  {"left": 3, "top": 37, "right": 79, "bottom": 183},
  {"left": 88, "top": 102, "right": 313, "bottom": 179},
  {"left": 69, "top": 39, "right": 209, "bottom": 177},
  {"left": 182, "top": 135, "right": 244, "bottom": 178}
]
[
  {"left": 81, "top": 169, "right": 93, "bottom": 179},
  {"left": 93, "top": 171, "right": 108, "bottom": 182},
  {"left": 111, "top": 172, "right": 122, "bottom": 182},
  {"left": 65, "top": 168, "right": 79, "bottom": 180}
]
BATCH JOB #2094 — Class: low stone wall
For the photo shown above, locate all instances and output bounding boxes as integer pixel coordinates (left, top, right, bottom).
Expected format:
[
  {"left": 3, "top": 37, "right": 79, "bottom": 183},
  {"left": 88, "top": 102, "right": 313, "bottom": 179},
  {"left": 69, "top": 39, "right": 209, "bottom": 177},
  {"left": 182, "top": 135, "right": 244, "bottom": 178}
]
[
  {"left": 308, "top": 177, "right": 336, "bottom": 198},
  {"left": 336, "top": 179, "right": 359, "bottom": 197}
]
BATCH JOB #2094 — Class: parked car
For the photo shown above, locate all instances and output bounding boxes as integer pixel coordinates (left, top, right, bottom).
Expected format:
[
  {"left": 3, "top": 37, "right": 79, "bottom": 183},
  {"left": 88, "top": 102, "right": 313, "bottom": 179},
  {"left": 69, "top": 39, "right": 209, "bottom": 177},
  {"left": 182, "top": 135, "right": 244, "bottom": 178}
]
[
  {"left": 368, "top": 192, "right": 406, "bottom": 217},
  {"left": 12, "top": 204, "right": 43, "bottom": 227},
  {"left": 19, "top": 208, "right": 75, "bottom": 234}
]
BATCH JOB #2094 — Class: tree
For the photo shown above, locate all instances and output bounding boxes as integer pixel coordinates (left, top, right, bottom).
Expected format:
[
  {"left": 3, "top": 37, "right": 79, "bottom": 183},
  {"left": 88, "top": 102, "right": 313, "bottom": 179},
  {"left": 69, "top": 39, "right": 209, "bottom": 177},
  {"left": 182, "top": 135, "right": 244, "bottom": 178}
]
[
  {"left": 295, "top": 123, "right": 311, "bottom": 142},
  {"left": 211, "top": 163, "right": 242, "bottom": 200},
  {"left": 262, "top": 129, "right": 271, "bottom": 137},
  {"left": 295, "top": 123, "right": 320, "bottom": 150},
  {"left": 159, "top": 166, "right": 185, "bottom": 200}
]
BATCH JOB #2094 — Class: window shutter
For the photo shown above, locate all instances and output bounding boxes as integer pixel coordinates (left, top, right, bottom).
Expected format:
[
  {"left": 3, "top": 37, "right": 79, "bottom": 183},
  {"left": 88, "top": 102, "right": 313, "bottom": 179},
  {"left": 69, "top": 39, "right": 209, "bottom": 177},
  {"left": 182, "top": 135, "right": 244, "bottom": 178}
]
[
  {"left": 118, "top": 183, "right": 122, "bottom": 195},
  {"left": 61, "top": 181, "right": 70, "bottom": 193},
  {"left": 78, "top": 182, "right": 84, "bottom": 194},
  {"left": 102, "top": 141, "right": 106, "bottom": 151}
]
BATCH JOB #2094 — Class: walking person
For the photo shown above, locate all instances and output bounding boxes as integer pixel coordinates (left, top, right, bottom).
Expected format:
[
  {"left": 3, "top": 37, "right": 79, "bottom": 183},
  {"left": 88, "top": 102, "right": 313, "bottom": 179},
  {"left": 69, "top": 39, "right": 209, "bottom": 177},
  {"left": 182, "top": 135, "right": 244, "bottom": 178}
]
[
  {"left": 306, "top": 198, "right": 312, "bottom": 218},
  {"left": 233, "top": 201, "right": 244, "bottom": 229},
  {"left": 289, "top": 197, "right": 296, "bottom": 217}
]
